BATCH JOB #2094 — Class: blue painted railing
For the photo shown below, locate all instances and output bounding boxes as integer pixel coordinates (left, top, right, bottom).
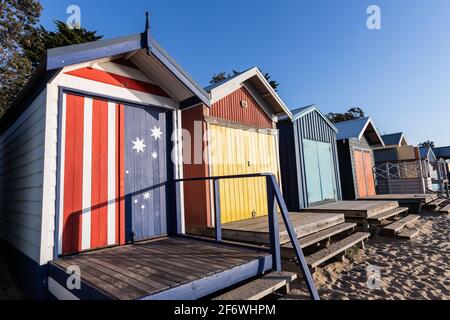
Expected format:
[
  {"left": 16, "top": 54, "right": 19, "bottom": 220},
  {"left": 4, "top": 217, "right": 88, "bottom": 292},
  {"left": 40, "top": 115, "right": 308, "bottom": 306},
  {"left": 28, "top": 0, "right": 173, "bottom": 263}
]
[{"left": 174, "top": 173, "right": 320, "bottom": 300}]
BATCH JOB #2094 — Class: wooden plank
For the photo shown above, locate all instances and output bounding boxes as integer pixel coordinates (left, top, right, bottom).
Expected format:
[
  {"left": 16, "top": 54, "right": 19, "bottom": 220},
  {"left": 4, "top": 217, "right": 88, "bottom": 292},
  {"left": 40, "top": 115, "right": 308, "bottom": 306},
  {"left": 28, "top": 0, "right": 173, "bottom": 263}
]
[
  {"left": 397, "top": 229, "right": 420, "bottom": 240},
  {"left": 426, "top": 198, "right": 446, "bottom": 208},
  {"left": 52, "top": 259, "right": 136, "bottom": 300},
  {"left": 51, "top": 237, "right": 271, "bottom": 300},
  {"left": 304, "top": 201, "right": 399, "bottom": 219},
  {"left": 213, "top": 272, "right": 297, "bottom": 300},
  {"left": 382, "top": 215, "right": 420, "bottom": 235},
  {"left": 364, "top": 194, "right": 437, "bottom": 204},
  {"left": 282, "top": 222, "right": 357, "bottom": 250},
  {"left": 439, "top": 204, "right": 450, "bottom": 214},
  {"left": 306, "top": 232, "right": 370, "bottom": 269},
  {"left": 368, "top": 207, "right": 409, "bottom": 222},
  {"left": 220, "top": 212, "right": 345, "bottom": 244}
]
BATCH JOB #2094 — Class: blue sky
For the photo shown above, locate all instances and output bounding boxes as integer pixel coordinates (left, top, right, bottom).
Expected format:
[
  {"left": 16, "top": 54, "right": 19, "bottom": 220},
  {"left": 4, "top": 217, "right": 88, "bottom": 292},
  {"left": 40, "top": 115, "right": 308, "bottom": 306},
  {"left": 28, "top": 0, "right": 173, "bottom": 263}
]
[{"left": 39, "top": 0, "right": 450, "bottom": 146}]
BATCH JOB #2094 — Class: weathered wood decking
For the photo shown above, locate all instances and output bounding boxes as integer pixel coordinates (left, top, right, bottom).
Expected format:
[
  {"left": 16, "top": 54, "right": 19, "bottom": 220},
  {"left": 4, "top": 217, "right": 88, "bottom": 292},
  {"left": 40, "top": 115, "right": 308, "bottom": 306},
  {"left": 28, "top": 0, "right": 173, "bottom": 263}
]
[
  {"left": 363, "top": 194, "right": 437, "bottom": 204},
  {"left": 219, "top": 212, "right": 345, "bottom": 245},
  {"left": 48, "top": 237, "right": 272, "bottom": 300},
  {"left": 303, "top": 201, "right": 399, "bottom": 219}
]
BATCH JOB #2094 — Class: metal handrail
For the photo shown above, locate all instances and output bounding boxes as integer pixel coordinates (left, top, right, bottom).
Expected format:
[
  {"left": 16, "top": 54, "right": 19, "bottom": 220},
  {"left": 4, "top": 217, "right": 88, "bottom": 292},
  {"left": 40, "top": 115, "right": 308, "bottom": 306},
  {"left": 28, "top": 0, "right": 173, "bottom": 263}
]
[{"left": 174, "top": 173, "right": 320, "bottom": 300}]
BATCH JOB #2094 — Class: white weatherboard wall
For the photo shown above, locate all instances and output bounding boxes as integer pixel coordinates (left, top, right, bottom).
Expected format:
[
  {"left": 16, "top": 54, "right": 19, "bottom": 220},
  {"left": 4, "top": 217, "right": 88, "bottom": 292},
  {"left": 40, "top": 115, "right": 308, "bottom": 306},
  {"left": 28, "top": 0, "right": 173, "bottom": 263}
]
[{"left": 0, "top": 90, "right": 47, "bottom": 264}]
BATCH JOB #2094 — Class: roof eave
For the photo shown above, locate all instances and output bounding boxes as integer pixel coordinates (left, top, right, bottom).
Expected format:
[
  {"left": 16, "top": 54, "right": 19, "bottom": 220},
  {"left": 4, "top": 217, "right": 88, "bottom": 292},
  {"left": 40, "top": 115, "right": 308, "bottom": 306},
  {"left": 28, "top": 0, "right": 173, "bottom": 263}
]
[{"left": 46, "top": 32, "right": 210, "bottom": 107}]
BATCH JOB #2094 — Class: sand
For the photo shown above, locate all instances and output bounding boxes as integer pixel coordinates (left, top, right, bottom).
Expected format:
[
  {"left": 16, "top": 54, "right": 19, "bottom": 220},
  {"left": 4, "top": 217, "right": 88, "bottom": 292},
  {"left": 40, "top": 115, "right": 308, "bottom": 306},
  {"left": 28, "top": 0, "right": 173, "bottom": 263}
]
[{"left": 285, "top": 213, "right": 450, "bottom": 300}]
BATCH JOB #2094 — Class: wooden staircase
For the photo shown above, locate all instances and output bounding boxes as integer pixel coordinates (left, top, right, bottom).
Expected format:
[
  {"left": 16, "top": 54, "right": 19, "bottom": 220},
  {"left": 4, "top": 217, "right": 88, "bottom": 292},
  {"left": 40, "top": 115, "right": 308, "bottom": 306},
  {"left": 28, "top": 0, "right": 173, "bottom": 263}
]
[
  {"left": 213, "top": 272, "right": 297, "bottom": 300},
  {"left": 281, "top": 220, "right": 369, "bottom": 272}
]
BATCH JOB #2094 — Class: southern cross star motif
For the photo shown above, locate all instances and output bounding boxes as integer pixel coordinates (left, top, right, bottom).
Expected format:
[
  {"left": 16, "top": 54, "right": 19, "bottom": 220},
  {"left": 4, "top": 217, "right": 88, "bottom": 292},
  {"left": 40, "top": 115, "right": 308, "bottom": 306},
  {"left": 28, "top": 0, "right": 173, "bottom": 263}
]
[
  {"left": 152, "top": 152, "right": 158, "bottom": 160},
  {"left": 132, "top": 137, "right": 146, "bottom": 154},
  {"left": 151, "top": 126, "right": 163, "bottom": 140},
  {"left": 143, "top": 192, "right": 151, "bottom": 200}
]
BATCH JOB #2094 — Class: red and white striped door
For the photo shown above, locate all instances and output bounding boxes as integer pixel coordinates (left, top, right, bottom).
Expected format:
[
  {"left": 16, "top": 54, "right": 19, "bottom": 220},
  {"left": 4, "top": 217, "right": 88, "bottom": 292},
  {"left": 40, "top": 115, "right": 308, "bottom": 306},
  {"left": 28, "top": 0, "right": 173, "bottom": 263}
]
[{"left": 59, "top": 93, "right": 125, "bottom": 255}]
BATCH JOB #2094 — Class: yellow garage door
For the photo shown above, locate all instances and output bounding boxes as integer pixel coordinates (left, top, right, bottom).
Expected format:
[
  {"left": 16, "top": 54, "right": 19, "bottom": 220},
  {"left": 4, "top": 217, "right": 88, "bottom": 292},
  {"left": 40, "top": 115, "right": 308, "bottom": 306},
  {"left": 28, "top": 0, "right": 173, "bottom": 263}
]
[{"left": 208, "top": 124, "right": 280, "bottom": 224}]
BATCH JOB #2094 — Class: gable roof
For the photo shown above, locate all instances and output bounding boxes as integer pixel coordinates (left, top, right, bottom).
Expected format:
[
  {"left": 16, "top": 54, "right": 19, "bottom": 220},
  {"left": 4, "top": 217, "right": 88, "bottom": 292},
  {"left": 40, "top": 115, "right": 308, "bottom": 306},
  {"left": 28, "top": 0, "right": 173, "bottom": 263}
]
[
  {"left": 381, "top": 132, "right": 407, "bottom": 146},
  {"left": 335, "top": 117, "right": 385, "bottom": 146},
  {"left": 288, "top": 105, "right": 338, "bottom": 133},
  {"left": 433, "top": 146, "right": 450, "bottom": 159},
  {"left": 419, "top": 147, "right": 437, "bottom": 160},
  {"left": 205, "top": 67, "right": 292, "bottom": 118},
  {"left": 0, "top": 30, "right": 210, "bottom": 134}
]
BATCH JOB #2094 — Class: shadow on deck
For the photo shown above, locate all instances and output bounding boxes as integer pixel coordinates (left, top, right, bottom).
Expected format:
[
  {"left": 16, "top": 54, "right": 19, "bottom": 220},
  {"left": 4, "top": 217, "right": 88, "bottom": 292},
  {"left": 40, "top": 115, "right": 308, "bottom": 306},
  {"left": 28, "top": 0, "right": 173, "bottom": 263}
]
[{"left": 48, "top": 237, "right": 272, "bottom": 300}]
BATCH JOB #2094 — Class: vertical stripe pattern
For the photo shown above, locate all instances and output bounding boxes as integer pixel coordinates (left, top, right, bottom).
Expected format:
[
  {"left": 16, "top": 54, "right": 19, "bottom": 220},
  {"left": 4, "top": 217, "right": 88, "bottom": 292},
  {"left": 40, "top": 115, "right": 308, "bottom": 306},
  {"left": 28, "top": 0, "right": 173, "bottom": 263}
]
[{"left": 62, "top": 94, "right": 120, "bottom": 255}]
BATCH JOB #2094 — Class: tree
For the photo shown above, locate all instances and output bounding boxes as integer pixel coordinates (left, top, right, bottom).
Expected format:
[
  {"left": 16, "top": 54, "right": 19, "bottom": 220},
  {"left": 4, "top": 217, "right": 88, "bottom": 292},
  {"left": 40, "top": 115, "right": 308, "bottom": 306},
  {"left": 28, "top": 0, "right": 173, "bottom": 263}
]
[
  {"left": 419, "top": 140, "right": 435, "bottom": 149},
  {"left": 25, "top": 20, "right": 103, "bottom": 68},
  {"left": 209, "top": 69, "right": 280, "bottom": 91},
  {"left": 326, "top": 107, "right": 366, "bottom": 124},
  {"left": 0, "top": 0, "right": 42, "bottom": 117},
  {"left": 1, "top": 15, "right": 103, "bottom": 118}
]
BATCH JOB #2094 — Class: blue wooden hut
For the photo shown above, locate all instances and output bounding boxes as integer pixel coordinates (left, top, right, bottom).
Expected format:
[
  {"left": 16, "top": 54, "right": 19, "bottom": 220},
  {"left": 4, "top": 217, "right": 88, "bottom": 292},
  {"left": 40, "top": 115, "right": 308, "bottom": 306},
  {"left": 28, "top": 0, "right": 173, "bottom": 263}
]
[{"left": 278, "top": 105, "right": 342, "bottom": 211}]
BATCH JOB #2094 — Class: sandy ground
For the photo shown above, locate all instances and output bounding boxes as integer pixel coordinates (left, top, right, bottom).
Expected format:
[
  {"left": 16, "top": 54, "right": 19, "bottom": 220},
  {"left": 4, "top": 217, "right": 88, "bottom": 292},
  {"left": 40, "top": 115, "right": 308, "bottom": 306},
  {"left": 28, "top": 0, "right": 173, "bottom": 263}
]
[
  {"left": 284, "top": 213, "right": 450, "bottom": 300},
  {"left": 0, "top": 253, "right": 23, "bottom": 300}
]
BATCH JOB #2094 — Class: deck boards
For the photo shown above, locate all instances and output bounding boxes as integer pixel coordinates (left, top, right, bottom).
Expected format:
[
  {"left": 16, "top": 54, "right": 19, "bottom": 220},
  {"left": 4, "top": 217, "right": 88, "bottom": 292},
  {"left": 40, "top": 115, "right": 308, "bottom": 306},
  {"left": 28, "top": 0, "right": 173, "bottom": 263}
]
[
  {"left": 220, "top": 212, "right": 345, "bottom": 245},
  {"left": 368, "top": 207, "right": 409, "bottom": 221},
  {"left": 282, "top": 222, "right": 357, "bottom": 250},
  {"left": 306, "top": 232, "right": 370, "bottom": 268},
  {"left": 213, "top": 272, "right": 297, "bottom": 300},
  {"left": 382, "top": 215, "right": 420, "bottom": 235},
  {"left": 363, "top": 194, "right": 437, "bottom": 204},
  {"left": 303, "top": 201, "right": 399, "bottom": 219},
  {"left": 50, "top": 237, "right": 271, "bottom": 300}
]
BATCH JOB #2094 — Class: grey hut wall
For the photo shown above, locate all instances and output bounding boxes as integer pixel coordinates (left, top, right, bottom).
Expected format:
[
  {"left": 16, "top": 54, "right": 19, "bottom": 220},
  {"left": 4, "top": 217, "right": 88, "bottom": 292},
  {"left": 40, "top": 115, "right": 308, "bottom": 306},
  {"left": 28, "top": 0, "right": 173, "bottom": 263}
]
[{"left": 278, "top": 111, "right": 342, "bottom": 211}]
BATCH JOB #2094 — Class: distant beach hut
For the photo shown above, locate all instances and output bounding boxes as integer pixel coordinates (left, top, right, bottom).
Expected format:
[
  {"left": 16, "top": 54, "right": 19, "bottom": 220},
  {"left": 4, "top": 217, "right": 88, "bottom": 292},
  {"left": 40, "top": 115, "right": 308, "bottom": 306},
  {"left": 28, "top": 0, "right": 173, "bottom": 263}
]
[
  {"left": 334, "top": 117, "right": 385, "bottom": 200},
  {"left": 278, "top": 105, "right": 342, "bottom": 211}
]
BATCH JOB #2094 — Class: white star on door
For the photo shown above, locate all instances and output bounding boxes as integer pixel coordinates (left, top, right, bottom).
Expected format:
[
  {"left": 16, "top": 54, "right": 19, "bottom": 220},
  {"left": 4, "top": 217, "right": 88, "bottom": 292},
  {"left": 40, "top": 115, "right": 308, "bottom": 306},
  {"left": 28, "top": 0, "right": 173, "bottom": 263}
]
[
  {"left": 143, "top": 192, "right": 151, "bottom": 200},
  {"left": 152, "top": 152, "right": 158, "bottom": 160},
  {"left": 151, "top": 126, "right": 163, "bottom": 140},
  {"left": 132, "top": 137, "right": 146, "bottom": 154}
]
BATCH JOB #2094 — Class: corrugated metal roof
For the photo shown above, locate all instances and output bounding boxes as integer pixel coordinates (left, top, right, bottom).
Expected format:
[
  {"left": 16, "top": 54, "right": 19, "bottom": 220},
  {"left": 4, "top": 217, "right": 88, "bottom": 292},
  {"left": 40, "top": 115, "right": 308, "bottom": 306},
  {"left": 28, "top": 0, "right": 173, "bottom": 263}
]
[
  {"left": 335, "top": 117, "right": 384, "bottom": 146},
  {"left": 290, "top": 105, "right": 338, "bottom": 133},
  {"left": 434, "top": 146, "right": 450, "bottom": 158},
  {"left": 381, "top": 132, "right": 404, "bottom": 146}
]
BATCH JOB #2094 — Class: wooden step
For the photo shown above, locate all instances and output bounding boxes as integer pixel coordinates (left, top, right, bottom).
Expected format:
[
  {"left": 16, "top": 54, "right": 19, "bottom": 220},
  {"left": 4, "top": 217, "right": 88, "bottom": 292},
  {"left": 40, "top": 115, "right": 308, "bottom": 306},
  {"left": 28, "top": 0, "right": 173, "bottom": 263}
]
[
  {"left": 382, "top": 215, "right": 420, "bottom": 236},
  {"left": 397, "top": 228, "right": 420, "bottom": 240},
  {"left": 213, "top": 272, "right": 297, "bottom": 300},
  {"left": 439, "top": 204, "right": 450, "bottom": 214},
  {"left": 282, "top": 223, "right": 357, "bottom": 254},
  {"left": 305, "top": 232, "right": 370, "bottom": 269},
  {"left": 426, "top": 198, "right": 446, "bottom": 208},
  {"left": 368, "top": 207, "right": 409, "bottom": 222}
]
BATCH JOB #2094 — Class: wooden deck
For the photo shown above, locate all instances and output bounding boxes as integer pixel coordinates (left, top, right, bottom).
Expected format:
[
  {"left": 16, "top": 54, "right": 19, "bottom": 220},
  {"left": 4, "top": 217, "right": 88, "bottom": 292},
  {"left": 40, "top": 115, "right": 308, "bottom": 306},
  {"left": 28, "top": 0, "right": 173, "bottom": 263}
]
[
  {"left": 303, "top": 201, "right": 399, "bottom": 219},
  {"left": 363, "top": 194, "right": 437, "bottom": 204},
  {"left": 220, "top": 212, "right": 345, "bottom": 245},
  {"left": 48, "top": 237, "right": 272, "bottom": 300}
]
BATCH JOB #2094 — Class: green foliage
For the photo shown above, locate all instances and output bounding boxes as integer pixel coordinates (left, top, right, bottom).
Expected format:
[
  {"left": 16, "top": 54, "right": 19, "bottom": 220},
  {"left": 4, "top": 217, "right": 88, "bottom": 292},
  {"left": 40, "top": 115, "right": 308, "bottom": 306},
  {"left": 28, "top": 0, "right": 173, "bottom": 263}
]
[
  {"left": 419, "top": 140, "right": 435, "bottom": 149},
  {"left": 210, "top": 69, "right": 280, "bottom": 91},
  {"left": 0, "top": 0, "right": 42, "bottom": 117},
  {"left": 327, "top": 107, "right": 366, "bottom": 124},
  {"left": 0, "top": 8, "right": 103, "bottom": 119}
]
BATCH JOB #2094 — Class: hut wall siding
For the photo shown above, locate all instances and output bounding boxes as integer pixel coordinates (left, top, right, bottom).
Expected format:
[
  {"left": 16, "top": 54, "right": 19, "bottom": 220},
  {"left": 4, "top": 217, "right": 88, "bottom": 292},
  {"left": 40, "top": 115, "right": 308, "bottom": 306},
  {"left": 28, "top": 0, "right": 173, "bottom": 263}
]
[
  {"left": 210, "top": 87, "right": 273, "bottom": 129},
  {"left": 0, "top": 90, "right": 47, "bottom": 264},
  {"left": 278, "top": 121, "right": 300, "bottom": 212},
  {"left": 278, "top": 111, "right": 342, "bottom": 211},
  {"left": 182, "top": 105, "right": 211, "bottom": 230}
]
